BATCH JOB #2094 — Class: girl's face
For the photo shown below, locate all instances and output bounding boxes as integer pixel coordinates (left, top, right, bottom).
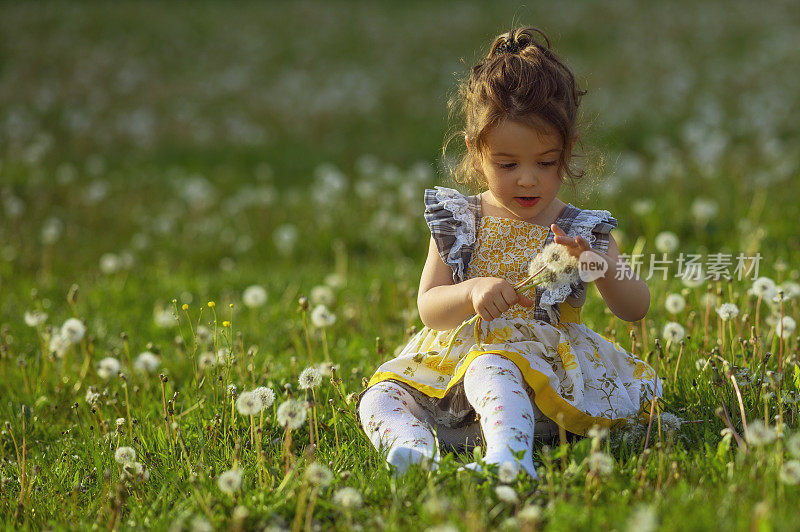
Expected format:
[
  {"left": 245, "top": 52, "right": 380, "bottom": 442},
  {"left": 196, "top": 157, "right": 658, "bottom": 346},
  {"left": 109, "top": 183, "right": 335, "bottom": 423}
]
[{"left": 470, "top": 118, "right": 570, "bottom": 225}]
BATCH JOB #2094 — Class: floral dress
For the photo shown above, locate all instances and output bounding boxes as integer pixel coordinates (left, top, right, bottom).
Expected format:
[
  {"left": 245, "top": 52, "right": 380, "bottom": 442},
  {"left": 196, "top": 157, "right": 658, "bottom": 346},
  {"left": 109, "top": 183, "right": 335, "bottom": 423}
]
[{"left": 357, "top": 186, "right": 663, "bottom": 440}]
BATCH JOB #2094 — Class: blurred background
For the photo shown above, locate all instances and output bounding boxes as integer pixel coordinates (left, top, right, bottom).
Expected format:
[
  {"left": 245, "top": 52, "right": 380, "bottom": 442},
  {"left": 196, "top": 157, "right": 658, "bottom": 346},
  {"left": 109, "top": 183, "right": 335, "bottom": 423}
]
[{"left": 1, "top": 0, "right": 798, "bottom": 344}]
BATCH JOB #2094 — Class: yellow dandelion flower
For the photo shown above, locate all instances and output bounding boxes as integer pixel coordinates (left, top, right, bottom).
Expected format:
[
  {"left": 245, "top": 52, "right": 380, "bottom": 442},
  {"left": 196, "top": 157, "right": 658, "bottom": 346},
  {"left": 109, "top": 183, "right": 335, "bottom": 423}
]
[
  {"left": 222, "top": 321, "right": 231, "bottom": 327},
  {"left": 182, "top": 303, "right": 189, "bottom": 311},
  {"left": 208, "top": 301, "right": 216, "bottom": 308}
]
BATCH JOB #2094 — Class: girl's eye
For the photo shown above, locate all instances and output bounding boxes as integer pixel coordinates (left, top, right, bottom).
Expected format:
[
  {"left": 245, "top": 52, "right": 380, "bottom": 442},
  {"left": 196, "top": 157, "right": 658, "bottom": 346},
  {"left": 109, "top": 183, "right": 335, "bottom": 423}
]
[
  {"left": 541, "top": 161, "right": 558, "bottom": 167},
  {"left": 498, "top": 163, "right": 516, "bottom": 169}
]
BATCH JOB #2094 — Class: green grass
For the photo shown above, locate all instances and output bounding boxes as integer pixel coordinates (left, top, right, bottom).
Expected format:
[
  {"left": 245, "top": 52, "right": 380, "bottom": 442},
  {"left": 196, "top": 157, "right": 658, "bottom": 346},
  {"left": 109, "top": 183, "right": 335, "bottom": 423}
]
[{"left": 1, "top": 1, "right": 800, "bottom": 530}]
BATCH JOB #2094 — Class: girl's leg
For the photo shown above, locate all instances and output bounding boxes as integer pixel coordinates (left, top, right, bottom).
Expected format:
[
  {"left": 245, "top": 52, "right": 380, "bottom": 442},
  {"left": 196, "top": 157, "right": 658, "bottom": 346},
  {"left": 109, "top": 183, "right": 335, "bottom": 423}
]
[
  {"left": 358, "top": 381, "right": 440, "bottom": 475},
  {"left": 463, "top": 353, "right": 538, "bottom": 479}
]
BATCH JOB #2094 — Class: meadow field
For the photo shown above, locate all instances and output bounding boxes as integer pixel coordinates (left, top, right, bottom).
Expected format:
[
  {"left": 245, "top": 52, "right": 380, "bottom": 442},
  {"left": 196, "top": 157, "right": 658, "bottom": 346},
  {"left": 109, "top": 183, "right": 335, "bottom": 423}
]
[{"left": 1, "top": 1, "right": 800, "bottom": 530}]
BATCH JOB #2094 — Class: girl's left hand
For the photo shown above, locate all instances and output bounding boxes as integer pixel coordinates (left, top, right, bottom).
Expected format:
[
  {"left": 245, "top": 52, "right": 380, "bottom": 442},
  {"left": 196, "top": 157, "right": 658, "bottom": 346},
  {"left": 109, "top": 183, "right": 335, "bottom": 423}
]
[{"left": 551, "top": 224, "right": 592, "bottom": 259}]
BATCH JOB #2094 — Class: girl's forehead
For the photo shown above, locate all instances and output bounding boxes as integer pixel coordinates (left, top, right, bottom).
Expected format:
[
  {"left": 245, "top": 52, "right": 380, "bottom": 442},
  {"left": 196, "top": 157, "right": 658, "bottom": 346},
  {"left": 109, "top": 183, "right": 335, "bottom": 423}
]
[{"left": 485, "top": 119, "right": 561, "bottom": 153}]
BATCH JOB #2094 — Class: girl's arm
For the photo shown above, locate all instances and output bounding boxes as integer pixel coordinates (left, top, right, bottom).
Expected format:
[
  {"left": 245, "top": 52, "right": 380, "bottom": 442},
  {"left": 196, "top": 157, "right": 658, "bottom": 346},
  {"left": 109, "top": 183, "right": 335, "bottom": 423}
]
[
  {"left": 417, "top": 237, "right": 534, "bottom": 331},
  {"left": 592, "top": 233, "right": 650, "bottom": 321}
]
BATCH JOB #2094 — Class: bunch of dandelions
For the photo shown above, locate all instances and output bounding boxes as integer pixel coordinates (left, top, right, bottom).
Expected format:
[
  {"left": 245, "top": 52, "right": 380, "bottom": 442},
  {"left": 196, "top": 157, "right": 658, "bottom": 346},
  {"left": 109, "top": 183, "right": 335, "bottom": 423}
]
[{"left": 438, "top": 242, "right": 579, "bottom": 368}]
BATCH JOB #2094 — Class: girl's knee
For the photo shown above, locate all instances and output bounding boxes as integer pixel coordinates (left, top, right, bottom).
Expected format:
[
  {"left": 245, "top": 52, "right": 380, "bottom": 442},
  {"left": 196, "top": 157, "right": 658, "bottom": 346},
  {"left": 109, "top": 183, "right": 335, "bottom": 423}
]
[{"left": 465, "top": 353, "right": 522, "bottom": 380}]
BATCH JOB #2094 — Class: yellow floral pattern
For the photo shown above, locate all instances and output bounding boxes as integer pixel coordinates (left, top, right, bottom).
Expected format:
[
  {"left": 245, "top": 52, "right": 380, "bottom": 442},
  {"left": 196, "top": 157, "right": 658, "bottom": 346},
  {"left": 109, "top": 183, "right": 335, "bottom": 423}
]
[{"left": 364, "top": 214, "right": 663, "bottom": 436}]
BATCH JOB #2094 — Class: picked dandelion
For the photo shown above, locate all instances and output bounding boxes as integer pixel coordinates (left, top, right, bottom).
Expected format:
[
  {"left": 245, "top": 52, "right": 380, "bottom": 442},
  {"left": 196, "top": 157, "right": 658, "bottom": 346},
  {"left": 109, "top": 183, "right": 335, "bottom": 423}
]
[
  {"left": 439, "top": 242, "right": 578, "bottom": 368},
  {"left": 217, "top": 468, "right": 242, "bottom": 495}
]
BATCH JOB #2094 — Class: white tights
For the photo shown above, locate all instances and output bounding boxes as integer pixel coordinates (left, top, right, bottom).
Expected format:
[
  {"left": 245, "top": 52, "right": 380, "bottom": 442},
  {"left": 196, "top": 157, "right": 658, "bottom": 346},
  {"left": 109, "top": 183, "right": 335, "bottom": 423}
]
[{"left": 359, "top": 354, "right": 546, "bottom": 479}]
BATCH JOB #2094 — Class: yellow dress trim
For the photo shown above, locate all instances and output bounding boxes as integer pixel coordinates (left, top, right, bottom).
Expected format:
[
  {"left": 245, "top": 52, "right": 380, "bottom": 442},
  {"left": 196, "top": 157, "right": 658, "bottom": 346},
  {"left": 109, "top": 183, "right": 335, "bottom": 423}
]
[{"left": 368, "top": 304, "right": 658, "bottom": 435}]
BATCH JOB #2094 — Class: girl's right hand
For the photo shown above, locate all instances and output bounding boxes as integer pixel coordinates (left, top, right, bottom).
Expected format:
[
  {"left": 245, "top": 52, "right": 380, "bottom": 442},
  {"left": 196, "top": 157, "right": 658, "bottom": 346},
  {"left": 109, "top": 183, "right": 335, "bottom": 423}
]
[{"left": 468, "top": 277, "right": 535, "bottom": 321}]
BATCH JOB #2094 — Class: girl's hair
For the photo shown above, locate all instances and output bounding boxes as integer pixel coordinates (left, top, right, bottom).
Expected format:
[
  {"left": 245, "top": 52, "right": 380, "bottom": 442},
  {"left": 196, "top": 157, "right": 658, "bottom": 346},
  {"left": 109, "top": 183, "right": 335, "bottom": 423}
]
[{"left": 444, "top": 26, "right": 589, "bottom": 191}]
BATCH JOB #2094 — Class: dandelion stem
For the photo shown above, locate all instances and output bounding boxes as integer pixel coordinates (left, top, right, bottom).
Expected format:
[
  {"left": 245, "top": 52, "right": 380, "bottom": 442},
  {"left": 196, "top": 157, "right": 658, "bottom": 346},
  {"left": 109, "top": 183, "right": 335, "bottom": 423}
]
[
  {"left": 730, "top": 374, "right": 749, "bottom": 436},
  {"left": 301, "top": 311, "right": 314, "bottom": 365}
]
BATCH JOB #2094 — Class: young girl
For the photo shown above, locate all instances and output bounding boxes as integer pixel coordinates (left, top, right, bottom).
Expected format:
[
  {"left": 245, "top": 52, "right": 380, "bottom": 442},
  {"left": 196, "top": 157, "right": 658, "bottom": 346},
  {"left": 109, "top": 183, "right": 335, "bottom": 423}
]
[{"left": 357, "top": 26, "right": 662, "bottom": 480}]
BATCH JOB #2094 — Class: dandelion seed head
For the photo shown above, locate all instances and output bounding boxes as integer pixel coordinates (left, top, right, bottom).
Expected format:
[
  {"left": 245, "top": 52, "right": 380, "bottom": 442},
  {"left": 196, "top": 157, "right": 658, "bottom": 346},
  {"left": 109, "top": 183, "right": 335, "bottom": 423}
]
[
  {"left": 786, "top": 432, "right": 800, "bottom": 458},
  {"left": 235, "top": 391, "right": 263, "bottom": 416},
  {"left": 277, "top": 399, "right": 307, "bottom": 430},
  {"left": 659, "top": 412, "right": 683, "bottom": 433},
  {"left": 497, "top": 461, "right": 518, "bottom": 484},
  {"left": 97, "top": 357, "right": 121, "bottom": 380},
  {"left": 518, "top": 504, "right": 542, "bottom": 523},
  {"left": 227, "top": 384, "right": 237, "bottom": 397},
  {"left": 588, "top": 452, "right": 615, "bottom": 476},
  {"left": 134, "top": 351, "right": 160, "bottom": 374},
  {"left": 217, "top": 468, "right": 242, "bottom": 494},
  {"left": 780, "top": 281, "right": 800, "bottom": 300},
  {"left": 198, "top": 352, "right": 216, "bottom": 370},
  {"left": 61, "top": 318, "right": 86, "bottom": 344},
  {"left": 253, "top": 386, "right": 275, "bottom": 409},
  {"left": 332, "top": 486, "right": 363, "bottom": 509},
  {"left": 588, "top": 424, "right": 610, "bottom": 442},
  {"left": 85, "top": 388, "right": 100, "bottom": 406},
  {"left": 750, "top": 277, "right": 777, "bottom": 299},
  {"left": 626, "top": 504, "right": 658, "bottom": 532},
  {"left": 664, "top": 293, "right": 686, "bottom": 314},
  {"left": 242, "top": 285, "right": 268, "bottom": 308},
  {"left": 654, "top": 231, "right": 679, "bottom": 253},
  {"left": 115, "top": 446, "right": 137, "bottom": 464},
  {"left": 494, "top": 485, "right": 519, "bottom": 504},
  {"left": 716, "top": 303, "right": 739, "bottom": 321},
  {"left": 662, "top": 322, "right": 685, "bottom": 343},
  {"left": 24, "top": 310, "right": 47, "bottom": 327},
  {"left": 49, "top": 331, "right": 71, "bottom": 358},
  {"left": 298, "top": 366, "right": 323, "bottom": 390},
  {"left": 304, "top": 462, "right": 333, "bottom": 487},
  {"left": 310, "top": 285, "right": 335, "bottom": 306},
  {"left": 745, "top": 420, "right": 776, "bottom": 447},
  {"left": 310, "top": 305, "right": 336, "bottom": 328},
  {"left": 153, "top": 307, "right": 177, "bottom": 328},
  {"left": 189, "top": 516, "right": 213, "bottom": 532},
  {"left": 776, "top": 317, "right": 796, "bottom": 339},
  {"left": 780, "top": 460, "right": 800, "bottom": 485}
]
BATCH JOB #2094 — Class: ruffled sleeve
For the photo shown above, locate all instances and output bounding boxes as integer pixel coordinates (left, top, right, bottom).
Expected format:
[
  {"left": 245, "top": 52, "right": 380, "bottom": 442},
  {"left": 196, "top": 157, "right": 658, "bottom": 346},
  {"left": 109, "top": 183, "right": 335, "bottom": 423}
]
[
  {"left": 537, "top": 206, "right": 618, "bottom": 323},
  {"left": 423, "top": 186, "right": 481, "bottom": 283}
]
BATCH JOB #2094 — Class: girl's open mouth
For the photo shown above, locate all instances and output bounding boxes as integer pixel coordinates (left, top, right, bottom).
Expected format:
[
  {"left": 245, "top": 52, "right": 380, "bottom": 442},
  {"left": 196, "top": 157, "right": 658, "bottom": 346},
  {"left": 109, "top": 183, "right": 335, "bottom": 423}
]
[{"left": 515, "top": 197, "right": 539, "bottom": 207}]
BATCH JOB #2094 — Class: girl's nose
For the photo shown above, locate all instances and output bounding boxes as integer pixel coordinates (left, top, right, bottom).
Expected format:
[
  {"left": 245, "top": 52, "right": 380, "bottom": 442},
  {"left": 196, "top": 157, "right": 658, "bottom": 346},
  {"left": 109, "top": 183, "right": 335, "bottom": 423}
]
[{"left": 517, "top": 172, "right": 538, "bottom": 186}]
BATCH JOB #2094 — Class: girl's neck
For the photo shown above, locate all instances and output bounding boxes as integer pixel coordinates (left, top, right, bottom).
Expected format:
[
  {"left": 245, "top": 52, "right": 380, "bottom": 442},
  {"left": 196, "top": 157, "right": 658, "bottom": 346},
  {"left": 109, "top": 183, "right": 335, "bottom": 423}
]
[{"left": 479, "top": 191, "right": 568, "bottom": 229}]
